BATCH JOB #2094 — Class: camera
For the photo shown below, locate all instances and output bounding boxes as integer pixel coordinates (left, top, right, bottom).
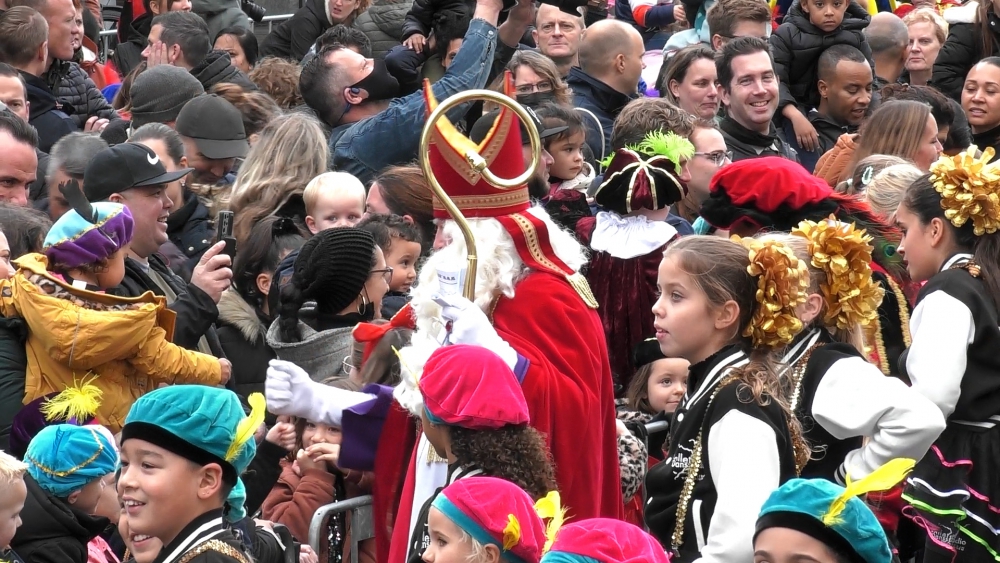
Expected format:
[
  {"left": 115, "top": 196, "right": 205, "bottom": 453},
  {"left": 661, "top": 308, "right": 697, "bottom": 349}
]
[{"left": 241, "top": 0, "right": 266, "bottom": 23}]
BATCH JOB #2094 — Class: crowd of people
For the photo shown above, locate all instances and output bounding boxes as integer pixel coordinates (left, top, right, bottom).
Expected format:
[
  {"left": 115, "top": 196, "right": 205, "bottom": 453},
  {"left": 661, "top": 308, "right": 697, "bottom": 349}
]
[{"left": 0, "top": 0, "right": 996, "bottom": 560}]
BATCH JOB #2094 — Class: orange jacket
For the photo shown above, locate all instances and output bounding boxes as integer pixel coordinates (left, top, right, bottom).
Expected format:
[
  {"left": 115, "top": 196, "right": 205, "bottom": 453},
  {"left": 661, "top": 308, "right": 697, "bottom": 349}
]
[{"left": 814, "top": 133, "right": 858, "bottom": 187}]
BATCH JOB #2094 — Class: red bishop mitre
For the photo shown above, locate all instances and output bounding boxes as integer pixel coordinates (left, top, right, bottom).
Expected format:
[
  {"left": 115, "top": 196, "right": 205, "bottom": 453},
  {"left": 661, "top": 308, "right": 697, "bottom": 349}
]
[{"left": 423, "top": 74, "right": 599, "bottom": 309}]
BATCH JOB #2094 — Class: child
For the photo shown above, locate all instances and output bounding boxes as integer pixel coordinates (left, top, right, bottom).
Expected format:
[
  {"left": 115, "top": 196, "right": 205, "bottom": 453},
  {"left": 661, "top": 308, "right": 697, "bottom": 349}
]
[
  {"left": 0, "top": 179, "right": 225, "bottom": 431},
  {"left": 304, "top": 172, "right": 367, "bottom": 234},
  {"left": 357, "top": 213, "right": 423, "bottom": 318},
  {"left": 262, "top": 378, "right": 374, "bottom": 563},
  {"left": 538, "top": 105, "right": 594, "bottom": 197},
  {"left": 423, "top": 476, "right": 546, "bottom": 563},
  {"left": 119, "top": 504, "right": 163, "bottom": 563},
  {"left": 118, "top": 386, "right": 264, "bottom": 563},
  {"left": 0, "top": 450, "right": 27, "bottom": 563},
  {"left": 9, "top": 380, "right": 104, "bottom": 460},
  {"left": 760, "top": 221, "right": 943, "bottom": 482},
  {"left": 895, "top": 147, "right": 1000, "bottom": 563},
  {"left": 770, "top": 0, "right": 873, "bottom": 151},
  {"left": 754, "top": 459, "right": 915, "bottom": 563},
  {"left": 643, "top": 235, "right": 810, "bottom": 562},
  {"left": 540, "top": 518, "right": 670, "bottom": 563},
  {"left": 12, "top": 424, "right": 118, "bottom": 563}
]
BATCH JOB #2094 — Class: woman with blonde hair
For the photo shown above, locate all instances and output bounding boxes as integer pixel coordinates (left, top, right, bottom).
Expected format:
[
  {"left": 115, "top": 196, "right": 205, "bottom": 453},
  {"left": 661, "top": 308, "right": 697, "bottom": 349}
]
[
  {"left": 229, "top": 112, "right": 329, "bottom": 243},
  {"left": 844, "top": 100, "right": 943, "bottom": 180},
  {"left": 903, "top": 8, "right": 948, "bottom": 86},
  {"left": 865, "top": 163, "right": 923, "bottom": 218}
]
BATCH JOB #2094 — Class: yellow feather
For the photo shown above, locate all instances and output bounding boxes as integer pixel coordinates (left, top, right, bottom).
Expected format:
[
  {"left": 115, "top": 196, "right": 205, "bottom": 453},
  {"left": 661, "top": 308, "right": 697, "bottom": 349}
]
[
  {"left": 40, "top": 376, "right": 103, "bottom": 422},
  {"left": 226, "top": 393, "right": 266, "bottom": 462},
  {"left": 534, "top": 491, "right": 565, "bottom": 553},
  {"left": 502, "top": 514, "right": 521, "bottom": 551},
  {"left": 821, "top": 458, "right": 916, "bottom": 526}
]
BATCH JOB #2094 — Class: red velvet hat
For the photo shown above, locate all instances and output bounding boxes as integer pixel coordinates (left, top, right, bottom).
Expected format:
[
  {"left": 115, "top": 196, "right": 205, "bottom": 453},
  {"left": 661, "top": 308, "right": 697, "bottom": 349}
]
[
  {"left": 700, "top": 157, "right": 835, "bottom": 233},
  {"left": 425, "top": 74, "right": 531, "bottom": 220},
  {"left": 422, "top": 74, "right": 599, "bottom": 310},
  {"left": 418, "top": 344, "right": 529, "bottom": 429},
  {"left": 541, "top": 519, "right": 671, "bottom": 563},
  {"left": 432, "top": 476, "right": 546, "bottom": 563}
]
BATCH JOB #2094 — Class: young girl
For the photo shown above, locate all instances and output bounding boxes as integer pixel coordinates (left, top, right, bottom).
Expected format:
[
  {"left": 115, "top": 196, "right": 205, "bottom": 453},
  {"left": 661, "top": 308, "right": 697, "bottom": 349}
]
[
  {"left": 262, "top": 378, "right": 374, "bottom": 563},
  {"left": 643, "top": 235, "right": 810, "bottom": 562},
  {"left": 760, "top": 222, "right": 944, "bottom": 483},
  {"left": 895, "top": 147, "right": 1000, "bottom": 563},
  {"left": 537, "top": 105, "right": 594, "bottom": 197},
  {"left": 0, "top": 180, "right": 224, "bottom": 431},
  {"left": 423, "top": 477, "right": 546, "bottom": 563},
  {"left": 540, "top": 518, "right": 670, "bottom": 563},
  {"left": 357, "top": 214, "right": 423, "bottom": 318}
]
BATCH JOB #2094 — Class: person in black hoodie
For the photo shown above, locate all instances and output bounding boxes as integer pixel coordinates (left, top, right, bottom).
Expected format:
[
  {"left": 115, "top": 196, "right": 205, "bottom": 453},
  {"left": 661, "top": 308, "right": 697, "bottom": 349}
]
[
  {"left": 218, "top": 217, "right": 305, "bottom": 404},
  {"left": 0, "top": 8, "right": 76, "bottom": 153},
  {"left": 770, "top": 0, "right": 872, "bottom": 156},
  {"left": 13, "top": 425, "right": 117, "bottom": 563},
  {"left": 568, "top": 19, "right": 644, "bottom": 161},
  {"left": 112, "top": 0, "right": 193, "bottom": 80},
  {"left": 146, "top": 11, "right": 256, "bottom": 92},
  {"left": 260, "top": 0, "right": 369, "bottom": 62}
]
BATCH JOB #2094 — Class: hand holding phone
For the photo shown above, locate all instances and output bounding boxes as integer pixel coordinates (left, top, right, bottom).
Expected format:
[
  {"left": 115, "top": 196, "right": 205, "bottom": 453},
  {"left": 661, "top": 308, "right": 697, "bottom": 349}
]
[{"left": 216, "top": 210, "right": 237, "bottom": 258}]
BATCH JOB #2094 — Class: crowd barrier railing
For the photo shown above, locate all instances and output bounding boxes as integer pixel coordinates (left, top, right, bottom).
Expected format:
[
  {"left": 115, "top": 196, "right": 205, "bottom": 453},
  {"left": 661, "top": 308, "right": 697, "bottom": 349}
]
[{"left": 308, "top": 494, "right": 375, "bottom": 563}]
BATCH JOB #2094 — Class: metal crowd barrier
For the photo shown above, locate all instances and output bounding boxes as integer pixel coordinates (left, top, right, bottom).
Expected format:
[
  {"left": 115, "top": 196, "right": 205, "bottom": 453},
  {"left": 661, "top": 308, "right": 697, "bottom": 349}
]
[
  {"left": 308, "top": 494, "right": 374, "bottom": 563},
  {"left": 254, "top": 13, "right": 295, "bottom": 33}
]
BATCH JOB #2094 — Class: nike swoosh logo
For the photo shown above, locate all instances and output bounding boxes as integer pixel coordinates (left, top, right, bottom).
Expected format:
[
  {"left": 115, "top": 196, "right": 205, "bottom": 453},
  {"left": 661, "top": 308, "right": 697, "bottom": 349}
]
[{"left": 147, "top": 153, "right": 159, "bottom": 166}]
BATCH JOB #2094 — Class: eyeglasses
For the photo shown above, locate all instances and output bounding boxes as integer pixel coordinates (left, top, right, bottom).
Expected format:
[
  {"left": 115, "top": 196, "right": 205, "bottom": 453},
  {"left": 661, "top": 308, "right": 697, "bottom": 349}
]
[
  {"left": 515, "top": 81, "right": 554, "bottom": 94},
  {"left": 370, "top": 267, "right": 393, "bottom": 284},
  {"left": 342, "top": 356, "right": 356, "bottom": 374},
  {"left": 693, "top": 151, "right": 733, "bottom": 167}
]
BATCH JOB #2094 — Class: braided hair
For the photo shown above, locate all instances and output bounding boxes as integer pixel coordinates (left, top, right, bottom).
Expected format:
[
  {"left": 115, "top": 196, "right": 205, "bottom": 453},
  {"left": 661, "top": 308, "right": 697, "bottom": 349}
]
[{"left": 277, "top": 228, "right": 377, "bottom": 343}]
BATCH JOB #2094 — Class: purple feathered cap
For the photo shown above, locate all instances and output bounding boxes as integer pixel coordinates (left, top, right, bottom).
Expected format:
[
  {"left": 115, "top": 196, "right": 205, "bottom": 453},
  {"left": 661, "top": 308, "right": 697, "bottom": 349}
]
[
  {"left": 9, "top": 391, "right": 99, "bottom": 460},
  {"left": 43, "top": 201, "right": 134, "bottom": 270}
]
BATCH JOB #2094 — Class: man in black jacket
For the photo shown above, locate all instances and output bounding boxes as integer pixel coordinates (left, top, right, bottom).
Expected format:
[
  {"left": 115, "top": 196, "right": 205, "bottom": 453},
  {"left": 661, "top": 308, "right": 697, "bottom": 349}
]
[
  {"left": 717, "top": 36, "right": 798, "bottom": 163},
  {"left": 84, "top": 142, "right": 233, "bottom": 360},
  {"left": 568, "top": 19, "right": 644, "bottom": 161},
  {"left": 145, "top": 11, "right": 256, "bottom": 91}
]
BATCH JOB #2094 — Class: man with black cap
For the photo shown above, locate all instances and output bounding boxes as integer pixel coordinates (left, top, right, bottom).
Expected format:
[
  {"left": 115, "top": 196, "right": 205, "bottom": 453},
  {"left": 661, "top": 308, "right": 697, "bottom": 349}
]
[
  {"left": 85, "top": 142, "right": 232, "bottom": 360},
  {"left": 468, "top": 105, "right": 560, "bottom": 201},
  {"left": 175, "top": 94, "right": 248, "bottom": 220}
]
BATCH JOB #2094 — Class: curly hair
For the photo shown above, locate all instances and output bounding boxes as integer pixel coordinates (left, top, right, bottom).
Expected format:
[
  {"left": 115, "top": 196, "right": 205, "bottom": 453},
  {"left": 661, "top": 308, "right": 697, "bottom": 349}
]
[
  {"left": 249, "top": 57, "right": 303, "bottom": 109},
  {"left": 210, "top": 82, "right": 282, "bottom": 139},
  {"left": 449, "top": 425, "right": 555, "bottom": 500}
]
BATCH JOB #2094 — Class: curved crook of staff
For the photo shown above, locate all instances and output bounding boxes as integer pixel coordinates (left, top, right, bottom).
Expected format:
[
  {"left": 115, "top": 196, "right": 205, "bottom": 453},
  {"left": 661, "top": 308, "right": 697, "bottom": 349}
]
[{"left": 417, "top": 89, "right": 542, "bottom": 300}]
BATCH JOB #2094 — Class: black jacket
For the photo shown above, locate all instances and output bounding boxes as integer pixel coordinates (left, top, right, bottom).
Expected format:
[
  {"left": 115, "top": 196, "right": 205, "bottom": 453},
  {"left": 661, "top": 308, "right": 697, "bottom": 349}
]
[
  {"left": 21, "top": 71, "right": 76, "bottom": 154},
  {"left": 150, "top": 510, "right": 252, "bottom": 563},
  {"left": 0, "top": 316, "right": 28, "bottom": 452},
  {"left": 166, "top": 189, "right": 215, "bottom": 279},
  {"left": 260, "top": 0, "right": 333, "bottom": 62},
  {"left": 568, "top": 67, "right": 636, "bottom": 161},
  {"left": 973, "top": 123, "right": 1000, "bottom": 157},
  {"left": 770, "top": 1, "right": 873, "bottom": 111},
  {"left": 191, "top": 51, "right": 258, "bottom": 92},
  {"left": 11, "top": 475, "right": 110, "bottom": 563},
  {"left": 932, "top": 15, "right": 1000, "bottom": 101},
  {"left": 112, "top": 11, "right": 152, "bottom": 80},
  {"left": 720, "top": 116, "right": 798, "bottom": 163},
  {"left": 44, "top": 59, "right": 119, "bottom": 128},
  {"left": 400, "top": 0, "right": 475, "bottom": 40},
  {"left": 216, "top": 288, "right": 275, "bottom": 403},
  {"left": 108, "top": 254, "right": 226, "bottom": 359},
  {"left": 789, "top": 111, "right": 855, "bottom": 173}
]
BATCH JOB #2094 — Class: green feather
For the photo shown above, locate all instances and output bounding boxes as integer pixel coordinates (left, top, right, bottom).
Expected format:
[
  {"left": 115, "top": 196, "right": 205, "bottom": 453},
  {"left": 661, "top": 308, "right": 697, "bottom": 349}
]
[{"left": 635, "top": 131, "right": 696, "bottom": 175}]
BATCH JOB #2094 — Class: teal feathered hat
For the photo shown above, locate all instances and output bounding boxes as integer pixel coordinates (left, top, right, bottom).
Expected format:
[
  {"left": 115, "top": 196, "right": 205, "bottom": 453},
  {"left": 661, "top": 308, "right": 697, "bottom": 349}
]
[
  {"left": 121, "top": 386, "right": 265, "bottom": 522},
  {"left": 25, "top": 424, "right": 118, "bottom": 498},
  {"left": 755, "top": 459, "right": 916, "bottom": 563}
]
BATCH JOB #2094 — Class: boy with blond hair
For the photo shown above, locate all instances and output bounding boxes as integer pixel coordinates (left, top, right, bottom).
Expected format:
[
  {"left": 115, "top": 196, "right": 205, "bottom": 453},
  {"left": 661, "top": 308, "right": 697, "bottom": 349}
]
[
  {"left": 0, "top": 450, "right": 27, "bottom": 563},
  {"left": 304, "top": 172, "right": 367, "bottom": 234}
]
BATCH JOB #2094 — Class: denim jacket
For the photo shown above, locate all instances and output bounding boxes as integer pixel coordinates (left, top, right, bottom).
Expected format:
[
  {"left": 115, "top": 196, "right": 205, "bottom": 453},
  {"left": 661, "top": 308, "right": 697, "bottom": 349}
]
[{"left": 329, "top": 17, "right": 499, "bottom": 185}]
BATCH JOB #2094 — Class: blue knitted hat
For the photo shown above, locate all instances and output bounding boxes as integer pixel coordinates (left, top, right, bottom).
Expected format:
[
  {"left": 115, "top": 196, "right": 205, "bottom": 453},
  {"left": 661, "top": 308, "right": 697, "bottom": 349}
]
[
  {"left": 754, "top": 460, "right": 915, "bottom": 563},
  {"left": 25, "top": 424, "right": 118, "bottom": 498},
  {"left": 121, "top": 386, "right": 265, "bottom": 522}
]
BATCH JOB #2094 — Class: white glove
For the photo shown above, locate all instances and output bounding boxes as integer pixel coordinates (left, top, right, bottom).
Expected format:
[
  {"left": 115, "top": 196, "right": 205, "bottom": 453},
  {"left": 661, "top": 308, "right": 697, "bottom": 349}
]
[
  {"left": 435, "top": 293, "right": 520, "bottom": 372},
  {"left": 265, "top": 360, "right": 376, "bottom": 426}
]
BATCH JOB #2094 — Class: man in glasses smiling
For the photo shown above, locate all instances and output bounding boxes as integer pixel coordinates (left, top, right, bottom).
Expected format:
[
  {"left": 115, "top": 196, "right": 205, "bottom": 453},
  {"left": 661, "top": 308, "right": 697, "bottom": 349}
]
[{"left": 675, "top": 119, "right": 731, "bottom": 223}]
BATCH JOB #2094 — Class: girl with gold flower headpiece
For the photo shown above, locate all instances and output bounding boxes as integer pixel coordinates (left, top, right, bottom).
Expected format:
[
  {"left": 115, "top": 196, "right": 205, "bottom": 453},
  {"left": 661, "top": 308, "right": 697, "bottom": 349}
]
[
  {"left": 894, "top": 147, "right": 1000, "bottom": 563},
  {"left": 644, "top": 235, "right": 812, "bottom": 563},
  {"left": 755, "top": 224, "right": 944, "bottom": 485}
]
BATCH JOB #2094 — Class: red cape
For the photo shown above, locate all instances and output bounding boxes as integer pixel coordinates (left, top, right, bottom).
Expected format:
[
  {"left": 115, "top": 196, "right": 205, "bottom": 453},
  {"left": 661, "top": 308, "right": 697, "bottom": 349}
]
[{"left": 372, "top": 403, "right": 417, "bottom": 563}]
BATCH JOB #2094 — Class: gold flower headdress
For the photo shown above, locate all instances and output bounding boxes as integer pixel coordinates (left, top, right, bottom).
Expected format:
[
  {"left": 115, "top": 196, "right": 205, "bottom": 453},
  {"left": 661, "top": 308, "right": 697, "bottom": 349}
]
[
  {"left": 929, "top": 146, "right": 1000, "bottom": 236},
  {"left": 792, "top": 216, "right": 884, "bottom": 331},
  {"left": 733, "top": 237, "right": 810, "bottom": 348}
]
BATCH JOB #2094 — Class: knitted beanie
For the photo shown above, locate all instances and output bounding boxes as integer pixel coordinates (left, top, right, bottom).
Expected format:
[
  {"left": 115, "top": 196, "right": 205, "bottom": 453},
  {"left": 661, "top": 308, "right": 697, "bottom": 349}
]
[
  {"left": 294, "top": 227, "right": 376, "bottom": 315},
  {"left": 130, "top": 66, "right": 205, "bottom": 128}
]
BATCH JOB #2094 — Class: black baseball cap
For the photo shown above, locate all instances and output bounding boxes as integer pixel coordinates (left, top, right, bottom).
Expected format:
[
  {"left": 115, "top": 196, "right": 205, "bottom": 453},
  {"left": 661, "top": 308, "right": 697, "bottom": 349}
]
[
  {"left": 83, "top": 143, "right": 193, "bottom": 202},
  {"left": 175, "top": 94, "right": 249, "bottom": 160},
  {"left": 469, "top": 107, "right": 568, "bottom": 146}
]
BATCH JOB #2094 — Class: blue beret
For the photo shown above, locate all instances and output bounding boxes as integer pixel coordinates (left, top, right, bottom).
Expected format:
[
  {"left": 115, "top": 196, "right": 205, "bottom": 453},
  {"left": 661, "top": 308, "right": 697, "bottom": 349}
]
[
  {"left": 25, "top": 424, "right": 117, "bottom": 498},
  {"left": 756, "top": 478, "right": 892, "bottom": 563}
]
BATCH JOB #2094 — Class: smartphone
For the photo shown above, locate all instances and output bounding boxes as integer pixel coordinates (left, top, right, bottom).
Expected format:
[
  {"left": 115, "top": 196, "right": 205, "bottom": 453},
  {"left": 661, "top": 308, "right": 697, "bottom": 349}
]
[{"left": 216, "top": 210, "right": 237, "bottom": 258}]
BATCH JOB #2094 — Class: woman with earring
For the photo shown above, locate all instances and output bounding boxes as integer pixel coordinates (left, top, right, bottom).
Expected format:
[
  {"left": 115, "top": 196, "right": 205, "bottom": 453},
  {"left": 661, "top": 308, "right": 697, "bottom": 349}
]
[{"left": 267, "top": 227, "right": 392, "bottom": 381}]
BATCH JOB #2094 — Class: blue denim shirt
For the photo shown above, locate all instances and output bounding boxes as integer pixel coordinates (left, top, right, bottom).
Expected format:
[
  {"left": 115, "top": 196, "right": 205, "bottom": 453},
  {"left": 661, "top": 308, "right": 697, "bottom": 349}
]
[{"left": 328, "top": 17, "right": 499, "bottom": 186}]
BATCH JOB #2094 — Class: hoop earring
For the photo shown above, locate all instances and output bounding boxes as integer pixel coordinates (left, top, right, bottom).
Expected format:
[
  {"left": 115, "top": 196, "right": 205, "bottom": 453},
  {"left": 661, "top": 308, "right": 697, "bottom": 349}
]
[{"left": 357, "top": 291, "right": 370, "bottom": 315}]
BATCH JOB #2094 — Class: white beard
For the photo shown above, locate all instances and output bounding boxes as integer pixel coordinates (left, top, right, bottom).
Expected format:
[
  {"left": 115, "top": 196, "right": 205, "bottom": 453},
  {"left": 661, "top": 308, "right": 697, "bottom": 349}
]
[{"left": 393, "top": 205, "right": 588, "bottom": 417}]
